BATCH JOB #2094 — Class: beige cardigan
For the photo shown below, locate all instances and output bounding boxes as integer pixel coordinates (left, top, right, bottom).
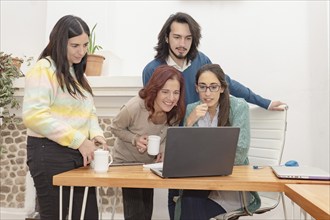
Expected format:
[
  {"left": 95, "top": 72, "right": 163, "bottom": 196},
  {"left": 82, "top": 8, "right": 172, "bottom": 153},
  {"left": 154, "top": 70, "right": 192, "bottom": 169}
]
[{"left": 110, "top": 96, "right": 168, "bottom": 164}]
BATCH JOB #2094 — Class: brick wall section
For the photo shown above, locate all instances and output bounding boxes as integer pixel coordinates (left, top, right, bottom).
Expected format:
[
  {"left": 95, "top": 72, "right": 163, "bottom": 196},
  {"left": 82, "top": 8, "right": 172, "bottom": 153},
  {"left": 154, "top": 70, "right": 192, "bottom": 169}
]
[{"left": 0, "top": 117, "right": 123, "bottom": 214}]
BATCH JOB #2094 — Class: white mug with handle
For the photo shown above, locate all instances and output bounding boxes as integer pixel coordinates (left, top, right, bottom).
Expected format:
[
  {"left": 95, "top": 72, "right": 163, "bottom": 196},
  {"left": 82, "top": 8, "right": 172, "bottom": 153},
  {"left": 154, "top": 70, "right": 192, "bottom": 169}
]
[{"left": 92, "top": 149, "right": 113, "bottom": 173}]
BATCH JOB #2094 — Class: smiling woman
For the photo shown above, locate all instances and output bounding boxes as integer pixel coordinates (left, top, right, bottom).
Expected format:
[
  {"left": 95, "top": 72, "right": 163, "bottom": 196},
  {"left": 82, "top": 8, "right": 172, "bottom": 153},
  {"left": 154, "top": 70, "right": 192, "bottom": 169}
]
[{"left": 110, "top": 65, "right": 186, "bottom": 220}]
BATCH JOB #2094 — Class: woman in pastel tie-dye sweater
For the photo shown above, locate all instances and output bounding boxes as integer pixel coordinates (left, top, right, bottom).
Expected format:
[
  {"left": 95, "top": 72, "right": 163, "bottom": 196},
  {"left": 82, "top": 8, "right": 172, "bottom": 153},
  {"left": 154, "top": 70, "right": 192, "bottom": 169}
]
[{"left": 22, "top": 15, "right": 105, "bottom": 220}]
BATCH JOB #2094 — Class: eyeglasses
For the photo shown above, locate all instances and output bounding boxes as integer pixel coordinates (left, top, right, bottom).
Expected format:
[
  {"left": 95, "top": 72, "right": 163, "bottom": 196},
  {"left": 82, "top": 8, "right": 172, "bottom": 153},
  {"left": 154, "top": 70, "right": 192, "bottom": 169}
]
[{"left": 197, "top": 83, "right": 221, "bottom": 92}]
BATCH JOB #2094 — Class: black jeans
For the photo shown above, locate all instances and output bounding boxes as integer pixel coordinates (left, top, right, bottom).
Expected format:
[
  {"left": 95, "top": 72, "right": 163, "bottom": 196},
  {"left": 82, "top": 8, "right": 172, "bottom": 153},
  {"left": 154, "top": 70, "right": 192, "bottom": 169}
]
[
  {"left": 122, "top": 188, "right": 153, "bottom": 220},
  {"left": 168, "top": 189, "right": 179, "bottom": 220},
  {"left": 180, "top": 190, "right": 226, "bottom": 220},
  {"left": 27, "top": 137, "right": 98, "bottom": 220}
]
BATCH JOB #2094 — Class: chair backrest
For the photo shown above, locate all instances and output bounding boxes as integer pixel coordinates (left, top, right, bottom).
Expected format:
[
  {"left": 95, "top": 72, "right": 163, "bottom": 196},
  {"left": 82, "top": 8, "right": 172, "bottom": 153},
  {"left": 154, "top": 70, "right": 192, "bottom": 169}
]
[
  {"left": 212, "top": 106, "right": 289, "bottom": 220},
  {"left": 248, "top": 105, "right": 288, "bottom": 166}
]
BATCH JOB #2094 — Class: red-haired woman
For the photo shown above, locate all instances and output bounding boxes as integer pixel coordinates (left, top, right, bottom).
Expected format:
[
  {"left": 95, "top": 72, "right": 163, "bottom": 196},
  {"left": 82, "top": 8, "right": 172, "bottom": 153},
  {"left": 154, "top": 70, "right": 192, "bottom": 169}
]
[{"left": 110, "top": 65, "right": 185, "bottom": 220}]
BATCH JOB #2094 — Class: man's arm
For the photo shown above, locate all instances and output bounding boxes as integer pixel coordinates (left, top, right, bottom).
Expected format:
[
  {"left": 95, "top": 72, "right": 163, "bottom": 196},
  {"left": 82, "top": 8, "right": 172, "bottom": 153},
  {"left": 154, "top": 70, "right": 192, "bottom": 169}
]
[{"left": 225, "top": 74, "right": 271, "bottom": 109}]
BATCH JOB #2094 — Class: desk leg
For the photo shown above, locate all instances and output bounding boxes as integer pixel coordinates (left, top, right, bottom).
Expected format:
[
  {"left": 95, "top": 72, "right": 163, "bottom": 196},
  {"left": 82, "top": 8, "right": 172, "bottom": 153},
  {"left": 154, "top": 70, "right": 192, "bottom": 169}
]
[
  {"left": 111, "top": 187, "right": 119, "bottom": 220},
  {"left": 59, "top": 186, "right": 63, "bottom": 220},
  {"left": 80, "top": 187, "right": 89, "bottom": 220},
  {"left": 96, "top": 187, "right": 102, "bottom": 220},
  {"left": 68, "top": 186, "right": 74, "bottom": 220}
]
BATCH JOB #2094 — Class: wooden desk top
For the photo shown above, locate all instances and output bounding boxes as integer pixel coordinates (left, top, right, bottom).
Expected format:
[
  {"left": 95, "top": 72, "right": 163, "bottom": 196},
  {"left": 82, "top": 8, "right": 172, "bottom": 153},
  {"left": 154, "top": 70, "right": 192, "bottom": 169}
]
[
  {"left": 285, "top": 184, "right": 330, "bottom": 220},
  {"left": 53, "top": 166, "right": 329, "bottom": 192}
]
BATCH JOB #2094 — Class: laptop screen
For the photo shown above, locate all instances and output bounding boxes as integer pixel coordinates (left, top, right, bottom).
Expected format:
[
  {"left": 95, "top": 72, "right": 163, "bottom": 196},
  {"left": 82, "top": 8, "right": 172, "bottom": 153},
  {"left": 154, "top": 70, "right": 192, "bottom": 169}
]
[{"left": 160, "top": 127, "right": 240, "bottom": 178}]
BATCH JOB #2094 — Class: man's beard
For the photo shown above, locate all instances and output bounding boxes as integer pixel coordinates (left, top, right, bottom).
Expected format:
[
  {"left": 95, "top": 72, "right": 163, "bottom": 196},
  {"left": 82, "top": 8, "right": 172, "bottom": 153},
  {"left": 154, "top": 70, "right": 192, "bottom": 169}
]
[{"left": 169, "top": 47, "right": 187, "bottom": 60}]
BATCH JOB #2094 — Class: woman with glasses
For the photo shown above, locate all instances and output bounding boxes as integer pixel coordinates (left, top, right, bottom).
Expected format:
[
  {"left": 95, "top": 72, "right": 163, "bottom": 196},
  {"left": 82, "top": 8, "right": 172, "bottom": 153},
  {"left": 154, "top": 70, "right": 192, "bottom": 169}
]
[{"left": 177, "top": 64, "right": 260, "bottom": 220}]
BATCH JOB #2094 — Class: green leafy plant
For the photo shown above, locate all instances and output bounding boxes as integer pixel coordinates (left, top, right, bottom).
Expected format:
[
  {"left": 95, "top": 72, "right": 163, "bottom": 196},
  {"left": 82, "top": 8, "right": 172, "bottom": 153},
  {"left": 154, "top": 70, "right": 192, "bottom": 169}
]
[
  {"left": 11, "top": 55, "right": 33, "bottom": 70},
  {"left": 0, "top": 52, "right": 25, "bottom": 125},
  {"left": 88, "top": 23, "right": 103, "bottom": 54}
]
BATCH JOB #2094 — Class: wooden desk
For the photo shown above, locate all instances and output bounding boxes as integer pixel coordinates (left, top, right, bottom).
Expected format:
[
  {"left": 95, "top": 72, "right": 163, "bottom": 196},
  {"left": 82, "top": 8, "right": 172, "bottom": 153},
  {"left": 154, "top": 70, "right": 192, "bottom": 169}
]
[
  {"left": 53, "top": 165, "right": 329, "bottom": 219},
  {"left": 285, "top": 184, "right": 330, "bottom": 220},
  {"left": 53, "top": 165, "right": 328, "bottom": 190}
]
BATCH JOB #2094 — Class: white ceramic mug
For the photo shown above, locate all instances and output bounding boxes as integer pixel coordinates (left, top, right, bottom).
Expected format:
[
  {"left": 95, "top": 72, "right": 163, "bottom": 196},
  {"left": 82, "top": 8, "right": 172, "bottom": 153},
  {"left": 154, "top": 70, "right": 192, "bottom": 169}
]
[
  {"left": 92, "top": 149, "right": 113, "bottom": 173},
  {"left": 147, "top": 135, "right": 161, "bottom": 156}
]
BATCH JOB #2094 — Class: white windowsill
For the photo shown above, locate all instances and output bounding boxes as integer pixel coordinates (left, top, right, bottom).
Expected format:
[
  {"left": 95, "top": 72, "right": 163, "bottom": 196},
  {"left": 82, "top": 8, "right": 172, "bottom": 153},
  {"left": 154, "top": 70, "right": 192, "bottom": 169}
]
[
  {"left": 13, "top": 76, "right": 142, "bottom": 96},
  {"left": 13, "top": 76, "right": 142, "bottom": 116}
]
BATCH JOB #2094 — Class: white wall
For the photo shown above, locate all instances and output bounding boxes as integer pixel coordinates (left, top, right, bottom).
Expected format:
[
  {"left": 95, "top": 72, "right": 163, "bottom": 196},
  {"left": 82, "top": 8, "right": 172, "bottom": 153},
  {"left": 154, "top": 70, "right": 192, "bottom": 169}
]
[
  {"left": 0, "top": 1, "right": 47, "bottom": 71},
  {"left": 1, "top": 1, "right": 329, "bottom": 170}
]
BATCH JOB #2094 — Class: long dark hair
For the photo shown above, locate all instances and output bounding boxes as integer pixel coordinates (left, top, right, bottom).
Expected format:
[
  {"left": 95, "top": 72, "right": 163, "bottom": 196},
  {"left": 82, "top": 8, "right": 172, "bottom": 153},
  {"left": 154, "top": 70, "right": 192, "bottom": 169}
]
[
  {"left": 155, "top": 12, "right": 201, "bottom": 63},
  {"left": 139, "top": 65, "right": 185, "bottom": 126},
  {"left": 39, "top": 15, "right": 93, "bottom": 98},
  {"left": 195, "top": 64, "right": 230, "bottom": 126}
]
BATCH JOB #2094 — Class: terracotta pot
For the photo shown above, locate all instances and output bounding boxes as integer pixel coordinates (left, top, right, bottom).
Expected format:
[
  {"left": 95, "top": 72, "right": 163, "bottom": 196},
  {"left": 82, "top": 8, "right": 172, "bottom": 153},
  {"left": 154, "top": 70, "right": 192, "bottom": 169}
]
[{"left": 85, "top": 54, "right": 105, "bottom": 76}]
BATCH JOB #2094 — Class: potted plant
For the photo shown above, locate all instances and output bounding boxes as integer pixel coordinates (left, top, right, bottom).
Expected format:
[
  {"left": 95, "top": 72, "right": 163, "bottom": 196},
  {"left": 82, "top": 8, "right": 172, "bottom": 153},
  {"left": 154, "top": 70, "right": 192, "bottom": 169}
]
[
  {"left": 85, "top": 23, "right": 105, "bottom": 76},
  {"left": 0, "top": 52, "right": 25, "bottom": 126}
]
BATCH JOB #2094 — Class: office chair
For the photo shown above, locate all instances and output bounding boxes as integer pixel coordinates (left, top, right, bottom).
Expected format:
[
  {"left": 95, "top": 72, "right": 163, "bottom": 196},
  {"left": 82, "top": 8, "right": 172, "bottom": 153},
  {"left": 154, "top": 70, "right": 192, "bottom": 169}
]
[{"left": 212, "top": 105, "right": 288, "bottom": 220}]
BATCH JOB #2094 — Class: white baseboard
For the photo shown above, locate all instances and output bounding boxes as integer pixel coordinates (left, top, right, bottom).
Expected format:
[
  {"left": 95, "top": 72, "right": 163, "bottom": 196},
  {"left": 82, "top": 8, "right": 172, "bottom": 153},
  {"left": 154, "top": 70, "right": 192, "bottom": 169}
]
[
  {"left": 0, "top": 208, "right": 28, "bottom": 219},
  {"left": 0, "top": 209, "right": 123, "bottom": 220},
  {"left": 100, "top": 212, "right": 124, "bottom": 220}
]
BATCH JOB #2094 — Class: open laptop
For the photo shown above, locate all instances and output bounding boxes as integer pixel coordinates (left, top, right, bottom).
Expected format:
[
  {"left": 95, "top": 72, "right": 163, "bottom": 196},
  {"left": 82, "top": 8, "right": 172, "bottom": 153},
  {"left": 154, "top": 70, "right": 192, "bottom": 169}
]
[
  {"left": 272, "top": 166, "right": 330, "bottom": 180},
  {"left": 150, "top": 127, "right": 240, "bottom": 178}
]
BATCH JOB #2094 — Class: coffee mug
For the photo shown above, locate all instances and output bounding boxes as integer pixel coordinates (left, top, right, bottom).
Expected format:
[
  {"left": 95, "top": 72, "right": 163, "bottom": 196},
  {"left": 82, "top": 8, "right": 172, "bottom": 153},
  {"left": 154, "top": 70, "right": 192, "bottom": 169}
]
[
  {"left": 147, "top": 135, "right": 161, "bottom": 156},
  {"left": 92, "top": 149, "right": 113, "bottom": 173}
]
